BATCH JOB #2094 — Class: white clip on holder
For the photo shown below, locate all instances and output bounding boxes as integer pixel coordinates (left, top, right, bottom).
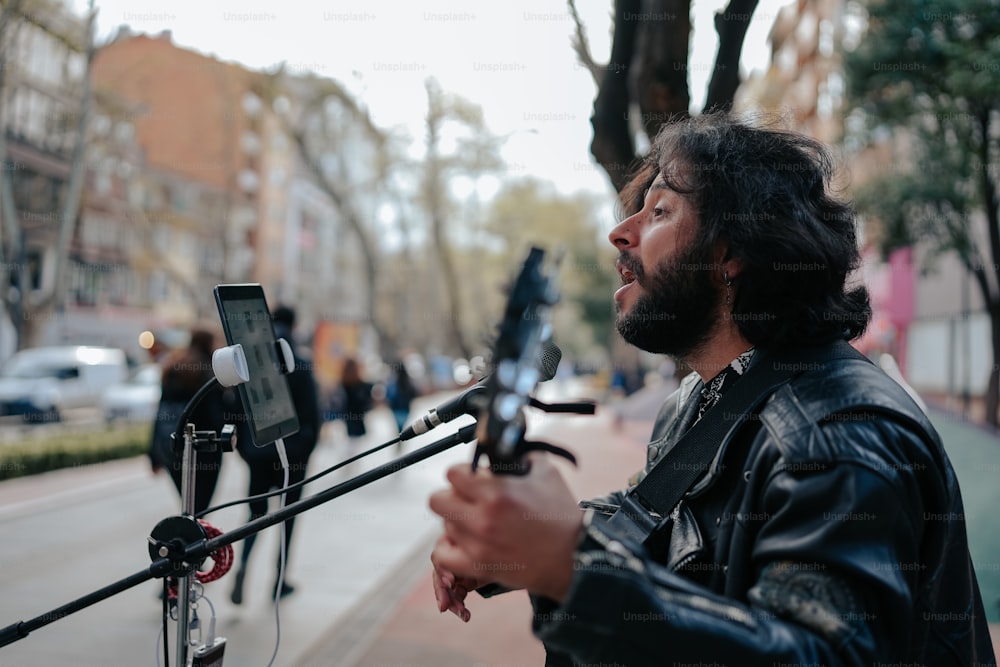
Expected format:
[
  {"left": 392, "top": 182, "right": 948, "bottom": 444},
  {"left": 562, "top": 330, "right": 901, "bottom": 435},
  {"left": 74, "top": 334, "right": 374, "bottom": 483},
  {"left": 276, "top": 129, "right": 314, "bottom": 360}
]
[
  {"left": 212, "top": 344, "right": 250, "bottom": 387},
  {"left": 276, "top": 338, "right": 294, "bottom": 375}
]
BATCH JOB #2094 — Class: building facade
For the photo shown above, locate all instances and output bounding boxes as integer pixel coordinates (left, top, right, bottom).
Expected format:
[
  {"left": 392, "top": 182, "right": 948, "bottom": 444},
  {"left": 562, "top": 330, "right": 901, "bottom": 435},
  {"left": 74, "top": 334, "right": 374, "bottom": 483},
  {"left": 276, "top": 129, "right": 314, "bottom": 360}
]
[
  {"left": 77, "top": 27, "right": 369, "bottom": 361},
  {"left": 0, "top": 1, "right": 88, "bottom": 358}
]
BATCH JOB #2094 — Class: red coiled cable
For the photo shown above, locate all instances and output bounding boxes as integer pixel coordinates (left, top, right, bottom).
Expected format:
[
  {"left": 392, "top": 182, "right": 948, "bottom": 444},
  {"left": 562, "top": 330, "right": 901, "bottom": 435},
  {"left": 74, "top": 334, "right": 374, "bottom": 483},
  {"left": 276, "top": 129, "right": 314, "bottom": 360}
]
[
  {"left": 194, "top": 519, "right": 234, "bottom": 583},
  {"left": 166, "top": 519, "right": 234, "bottom": 599}
]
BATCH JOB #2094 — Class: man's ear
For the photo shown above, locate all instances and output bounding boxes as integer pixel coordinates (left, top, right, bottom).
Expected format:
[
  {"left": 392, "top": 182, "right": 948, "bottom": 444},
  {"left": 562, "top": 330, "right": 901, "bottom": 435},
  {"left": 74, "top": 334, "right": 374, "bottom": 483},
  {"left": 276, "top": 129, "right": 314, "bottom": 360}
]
[{"left": 714, "top": 242, "right": 743, "bottom": 281}]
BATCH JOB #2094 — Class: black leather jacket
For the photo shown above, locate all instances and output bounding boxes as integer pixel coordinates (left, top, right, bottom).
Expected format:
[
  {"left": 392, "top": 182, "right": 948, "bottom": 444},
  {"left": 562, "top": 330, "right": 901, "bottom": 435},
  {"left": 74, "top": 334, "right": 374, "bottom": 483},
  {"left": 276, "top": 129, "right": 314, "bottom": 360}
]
[{"left": 532, "top": 346, "right": 996, "bottom": 666}]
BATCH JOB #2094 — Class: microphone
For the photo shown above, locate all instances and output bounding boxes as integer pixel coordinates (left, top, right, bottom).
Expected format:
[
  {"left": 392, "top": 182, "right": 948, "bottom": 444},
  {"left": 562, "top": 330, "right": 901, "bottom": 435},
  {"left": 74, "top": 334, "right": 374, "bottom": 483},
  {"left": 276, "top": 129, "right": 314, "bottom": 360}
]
[{"left": 399, "top": 341, "right": 562, "bottom": 441}]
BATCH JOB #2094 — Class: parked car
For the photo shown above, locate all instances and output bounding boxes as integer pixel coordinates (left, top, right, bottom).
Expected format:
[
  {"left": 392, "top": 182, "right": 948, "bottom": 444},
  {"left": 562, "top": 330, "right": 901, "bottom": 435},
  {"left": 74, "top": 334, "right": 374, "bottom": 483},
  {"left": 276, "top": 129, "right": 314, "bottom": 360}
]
[
  {"left": 0, "top": 346, "right": 129, "bottom": 423},
  {"left": 101, "top": 363, "right": 162, "bottom": 424}
]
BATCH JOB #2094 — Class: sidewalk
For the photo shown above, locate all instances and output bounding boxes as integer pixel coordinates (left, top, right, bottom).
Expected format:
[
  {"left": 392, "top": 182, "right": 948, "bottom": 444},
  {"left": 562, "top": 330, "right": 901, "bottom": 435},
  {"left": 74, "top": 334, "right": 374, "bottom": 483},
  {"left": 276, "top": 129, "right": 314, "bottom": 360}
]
[
  {"left": 302, "top": 395, "right": 1000, "bottom": 666},
  {"left": 300, "top": 406, "right": 651, "bottom": 667}
]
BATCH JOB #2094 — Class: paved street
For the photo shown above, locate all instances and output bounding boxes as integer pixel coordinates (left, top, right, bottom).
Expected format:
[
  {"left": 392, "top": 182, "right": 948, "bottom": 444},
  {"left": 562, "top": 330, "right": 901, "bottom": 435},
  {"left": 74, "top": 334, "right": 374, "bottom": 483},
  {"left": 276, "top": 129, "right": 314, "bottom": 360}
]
[
  {"left": 0, "top": 394, "right": 479, "bottom": 667},
  {"left": 0, "top": 377, "right": 604, "bottom": 667}
]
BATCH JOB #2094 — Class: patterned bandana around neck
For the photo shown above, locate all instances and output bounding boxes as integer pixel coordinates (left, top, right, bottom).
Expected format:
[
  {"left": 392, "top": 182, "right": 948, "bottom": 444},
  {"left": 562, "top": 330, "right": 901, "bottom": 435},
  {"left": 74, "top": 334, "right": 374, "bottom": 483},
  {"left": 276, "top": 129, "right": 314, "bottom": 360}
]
[{"left": 692, "top": 347, "right": 756, "bottom": 426}]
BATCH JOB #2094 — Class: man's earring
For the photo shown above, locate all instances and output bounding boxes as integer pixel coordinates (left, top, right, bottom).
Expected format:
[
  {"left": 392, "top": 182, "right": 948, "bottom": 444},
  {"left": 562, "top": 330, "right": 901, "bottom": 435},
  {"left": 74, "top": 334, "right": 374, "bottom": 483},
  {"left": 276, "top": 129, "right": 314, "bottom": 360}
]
[{"left": 724, "top": 271, "right": 733, "bottom": 306}]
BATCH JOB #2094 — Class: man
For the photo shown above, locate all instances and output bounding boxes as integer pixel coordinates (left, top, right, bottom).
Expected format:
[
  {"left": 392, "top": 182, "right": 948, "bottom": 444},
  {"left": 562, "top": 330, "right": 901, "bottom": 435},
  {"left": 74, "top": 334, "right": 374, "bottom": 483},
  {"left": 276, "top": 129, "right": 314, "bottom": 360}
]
[{"left": 428, "top": 114, "right": 996, "bottom": 665}]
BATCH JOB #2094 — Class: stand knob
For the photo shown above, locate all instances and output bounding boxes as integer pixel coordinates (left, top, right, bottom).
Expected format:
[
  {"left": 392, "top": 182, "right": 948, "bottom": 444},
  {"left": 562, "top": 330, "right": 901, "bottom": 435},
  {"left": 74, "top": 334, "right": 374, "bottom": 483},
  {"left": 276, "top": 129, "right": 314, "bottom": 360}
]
[{"left": 147, "top": 515, "right": 208, "bottom": 575}]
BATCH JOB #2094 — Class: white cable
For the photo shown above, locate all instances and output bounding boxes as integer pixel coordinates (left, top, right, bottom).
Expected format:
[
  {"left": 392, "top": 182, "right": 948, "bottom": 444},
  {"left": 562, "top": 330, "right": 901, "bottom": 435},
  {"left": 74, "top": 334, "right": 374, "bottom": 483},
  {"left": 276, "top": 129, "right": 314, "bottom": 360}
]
[
  {"left": 155, "top": 623, "right": 164, "bottom": 667},
  {"left": 266, "top": 437, "right": 290, "bottom": 667},
  {"left": 199, "top": 590, "right": 217, "bottom": 648}
]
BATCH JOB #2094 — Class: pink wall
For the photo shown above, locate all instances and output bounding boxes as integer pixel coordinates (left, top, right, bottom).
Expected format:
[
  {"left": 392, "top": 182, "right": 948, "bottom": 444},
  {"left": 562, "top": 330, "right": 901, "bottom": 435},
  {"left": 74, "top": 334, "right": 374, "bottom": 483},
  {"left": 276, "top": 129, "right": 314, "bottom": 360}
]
[
  {"left": 886, "top": 247, "right": 915, "bottom": 372},
  {"left": 857, "top": 246, "right": 915, "bottom": 374}
]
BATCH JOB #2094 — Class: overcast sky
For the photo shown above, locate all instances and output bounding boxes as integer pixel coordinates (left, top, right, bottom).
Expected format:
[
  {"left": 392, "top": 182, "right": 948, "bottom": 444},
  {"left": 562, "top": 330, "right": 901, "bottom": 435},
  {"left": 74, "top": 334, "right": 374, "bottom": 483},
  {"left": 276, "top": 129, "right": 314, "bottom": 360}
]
[{"left": 71, "top": 0, "right": 787, "bottom": 201}]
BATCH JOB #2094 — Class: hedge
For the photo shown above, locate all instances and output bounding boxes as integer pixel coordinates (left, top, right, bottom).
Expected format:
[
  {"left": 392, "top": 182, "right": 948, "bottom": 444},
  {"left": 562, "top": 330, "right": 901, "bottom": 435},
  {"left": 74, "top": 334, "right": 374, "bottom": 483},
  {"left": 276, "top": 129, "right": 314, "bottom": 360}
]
[{"left": 0, "top": 423, "right": 151, "bottom": 481}]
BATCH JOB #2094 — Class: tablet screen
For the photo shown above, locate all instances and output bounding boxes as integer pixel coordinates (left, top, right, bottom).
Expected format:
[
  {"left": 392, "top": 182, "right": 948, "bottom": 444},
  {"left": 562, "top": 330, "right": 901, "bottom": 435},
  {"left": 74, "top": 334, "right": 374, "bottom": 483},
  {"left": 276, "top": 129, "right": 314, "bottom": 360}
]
[{"left": 214, "top": 284, "right": 300, "bottom": 447}]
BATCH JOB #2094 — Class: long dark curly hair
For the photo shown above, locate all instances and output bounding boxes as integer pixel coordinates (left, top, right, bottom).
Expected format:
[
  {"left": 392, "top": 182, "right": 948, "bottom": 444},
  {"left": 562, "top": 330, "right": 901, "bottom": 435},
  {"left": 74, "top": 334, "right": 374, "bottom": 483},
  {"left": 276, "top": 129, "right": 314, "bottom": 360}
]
[{"left": 618, "top": 113, "right": 871, "bottom": 348}]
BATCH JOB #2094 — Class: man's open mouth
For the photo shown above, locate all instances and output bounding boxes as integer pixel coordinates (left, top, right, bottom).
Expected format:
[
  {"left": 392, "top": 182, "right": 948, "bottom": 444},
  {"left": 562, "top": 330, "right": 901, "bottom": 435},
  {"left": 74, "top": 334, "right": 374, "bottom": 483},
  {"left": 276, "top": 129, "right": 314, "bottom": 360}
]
[{"left": 616, "top": 256, "right": 640, "bottom": 286}]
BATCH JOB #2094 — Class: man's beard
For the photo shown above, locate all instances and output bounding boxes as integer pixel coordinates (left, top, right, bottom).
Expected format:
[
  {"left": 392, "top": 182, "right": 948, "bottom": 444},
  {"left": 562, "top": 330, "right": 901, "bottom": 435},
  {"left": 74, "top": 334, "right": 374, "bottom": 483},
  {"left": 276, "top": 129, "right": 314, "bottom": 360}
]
[{"left": 615, "top": 244, "right": 722, "bottom": 358}]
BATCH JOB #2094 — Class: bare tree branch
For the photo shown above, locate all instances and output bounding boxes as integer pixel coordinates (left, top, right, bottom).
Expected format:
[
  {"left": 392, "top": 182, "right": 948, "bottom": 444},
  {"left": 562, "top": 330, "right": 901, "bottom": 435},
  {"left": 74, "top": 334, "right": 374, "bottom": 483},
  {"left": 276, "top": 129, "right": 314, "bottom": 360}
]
[
  {"left": 567, "top": 0, "right": 603, "bottom": 86},
  {"left": 704, "top": 0, "right": 759, "bottom": 112},
  {"left": 264, "top": 67, "right": 400, "bottom": 355},
  {"left": 288, "top": 126, "right": 392, "bottom": 353},
  {"left": 278, "top": 69, "right": 387, "bottom": 154}
]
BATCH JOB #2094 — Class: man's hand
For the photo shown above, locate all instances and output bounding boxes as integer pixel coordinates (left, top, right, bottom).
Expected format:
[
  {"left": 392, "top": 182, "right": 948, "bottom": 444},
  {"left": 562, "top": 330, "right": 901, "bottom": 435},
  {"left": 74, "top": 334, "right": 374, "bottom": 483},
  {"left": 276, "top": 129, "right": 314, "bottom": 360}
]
[{"left": 428, "top": 454, "right": 583, "bottom": 605}]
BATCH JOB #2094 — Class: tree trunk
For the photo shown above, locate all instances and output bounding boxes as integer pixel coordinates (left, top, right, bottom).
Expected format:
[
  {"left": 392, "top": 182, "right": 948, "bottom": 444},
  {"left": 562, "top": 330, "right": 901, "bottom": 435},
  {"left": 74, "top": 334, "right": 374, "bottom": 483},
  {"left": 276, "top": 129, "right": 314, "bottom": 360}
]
[
  {"left": 590, "top": 0, "right": 642, "bottom": 193},
  {"left": 423, "top": 84, "right": 471, "bottom": 359},
  {"left": 976, "top": 109, "right": 1000, "bottom": 427},
  {"left": 986, "top": 301, "right": 1000, "bottom": 428},
  {"left": 428, "top": 202, "right": 471, "bottom": 359},
  {"left": 289, "top": 131, "right": 392, "bottom": 358},
  {"left": 586, "top": 0, "right": 756, "bottom": 192},
  {"left": 629, "top": 0, "right": 691, "bottom": 140}
]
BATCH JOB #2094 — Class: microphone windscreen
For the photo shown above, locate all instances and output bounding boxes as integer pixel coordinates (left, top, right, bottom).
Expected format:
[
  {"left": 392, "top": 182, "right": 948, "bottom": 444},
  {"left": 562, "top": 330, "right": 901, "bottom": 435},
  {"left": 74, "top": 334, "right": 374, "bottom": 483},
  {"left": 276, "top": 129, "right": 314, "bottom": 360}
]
[{"left": 539, "top": 341, "right": 562, "bottom": 381}]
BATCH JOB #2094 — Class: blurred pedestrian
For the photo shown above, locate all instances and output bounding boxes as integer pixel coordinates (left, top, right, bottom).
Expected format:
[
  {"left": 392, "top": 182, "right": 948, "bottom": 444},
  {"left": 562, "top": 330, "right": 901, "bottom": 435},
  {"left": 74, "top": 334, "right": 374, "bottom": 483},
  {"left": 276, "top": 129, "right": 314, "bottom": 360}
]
[
  {"left": 148, "top": 327, "right": 232, "bottom": 514},
  {"left": 385, "top": 361, "right": 420, "bottom": 435},
  {"left": 230, "top": 305, "right": 321, "bottom": 604},
  {"left": 335, "top": 357, "right": 373, "bottom": 442}
]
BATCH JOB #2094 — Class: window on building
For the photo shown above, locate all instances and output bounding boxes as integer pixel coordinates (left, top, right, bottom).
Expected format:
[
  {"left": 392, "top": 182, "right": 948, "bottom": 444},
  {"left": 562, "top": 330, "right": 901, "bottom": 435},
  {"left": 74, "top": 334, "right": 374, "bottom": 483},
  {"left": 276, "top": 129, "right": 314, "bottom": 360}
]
[
  {"left": 73, "top": 260, "right": 99, "bottom": 306},
  {"left": 7, "top": 249, "right": 43, "bottom": 293},
  {"left": 94, "top": 159, "right": 113, "bottom": 197},
  {"left": 170, "top": 184, "right": 188, "bottom": 212},
  {"left": 149, "top": 271, "right": 167, "bottom": 303},
  {"left": 12, "top": 168, "right": 63, "bottom": 217}
]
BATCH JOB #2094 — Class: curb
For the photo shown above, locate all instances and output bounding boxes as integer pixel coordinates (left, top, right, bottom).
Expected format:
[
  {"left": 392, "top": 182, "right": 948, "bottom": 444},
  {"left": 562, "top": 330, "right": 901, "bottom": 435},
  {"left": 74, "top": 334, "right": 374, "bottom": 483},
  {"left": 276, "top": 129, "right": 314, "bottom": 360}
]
[{"left": 297, "top": 532, "right": 438, "bottom": 666}]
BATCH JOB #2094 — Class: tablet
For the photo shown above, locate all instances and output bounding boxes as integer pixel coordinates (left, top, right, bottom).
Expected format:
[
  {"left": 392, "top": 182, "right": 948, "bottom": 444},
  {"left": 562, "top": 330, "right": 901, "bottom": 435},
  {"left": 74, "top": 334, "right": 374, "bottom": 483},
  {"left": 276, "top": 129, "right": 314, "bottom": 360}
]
[{"left": 214, "top": 284, "right": 300, "bottom": 447}]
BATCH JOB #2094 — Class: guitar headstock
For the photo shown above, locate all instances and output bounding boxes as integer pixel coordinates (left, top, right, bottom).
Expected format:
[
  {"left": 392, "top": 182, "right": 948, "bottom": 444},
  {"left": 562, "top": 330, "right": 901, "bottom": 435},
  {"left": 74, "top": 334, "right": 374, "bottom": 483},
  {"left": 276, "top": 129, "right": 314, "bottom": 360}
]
[{"left": 473, "top": 246, "right": 562, "bottom": 475}]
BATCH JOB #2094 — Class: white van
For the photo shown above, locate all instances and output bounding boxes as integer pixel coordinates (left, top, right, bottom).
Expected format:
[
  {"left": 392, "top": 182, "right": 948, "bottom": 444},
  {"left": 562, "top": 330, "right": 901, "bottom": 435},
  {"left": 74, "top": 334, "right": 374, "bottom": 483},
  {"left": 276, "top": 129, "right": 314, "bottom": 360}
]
[{"left": 0, "top": 346, "right": 129, "bottom": 423}]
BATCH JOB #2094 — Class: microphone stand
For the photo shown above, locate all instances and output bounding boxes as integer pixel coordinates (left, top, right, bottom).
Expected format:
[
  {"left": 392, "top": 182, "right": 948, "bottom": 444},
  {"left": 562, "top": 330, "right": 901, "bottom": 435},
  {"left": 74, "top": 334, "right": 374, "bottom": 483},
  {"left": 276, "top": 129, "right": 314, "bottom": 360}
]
[
  {"left": 174, "top": 421, "right": 233, "bottom": 665},
  {"left": 176, "top": 422, "right": 196, "bottom": 664},
  {"left": 0, "top": 422, "right": 479, "bottom": 653}
]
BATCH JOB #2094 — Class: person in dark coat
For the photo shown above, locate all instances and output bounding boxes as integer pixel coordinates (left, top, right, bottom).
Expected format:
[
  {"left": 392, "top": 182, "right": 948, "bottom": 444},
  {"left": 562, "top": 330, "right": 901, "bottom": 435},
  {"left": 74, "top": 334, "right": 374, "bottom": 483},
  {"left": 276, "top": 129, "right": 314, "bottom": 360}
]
[
  {"left": 386, "top": 361, "right": 420, "bottom": 434},
  {"left": 230, "top": 305, "right": 321, "bottom": 603},
  {"left": 149, "top": 327, "right": 231, "bottom": 515},
  {"left": 337, "top": 357, "right": 373, "bottom": 441}
]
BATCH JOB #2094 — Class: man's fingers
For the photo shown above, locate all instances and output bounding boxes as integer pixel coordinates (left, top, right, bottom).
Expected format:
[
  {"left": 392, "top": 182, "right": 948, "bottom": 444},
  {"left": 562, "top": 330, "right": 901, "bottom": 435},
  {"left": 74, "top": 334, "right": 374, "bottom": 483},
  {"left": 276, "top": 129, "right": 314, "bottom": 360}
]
[
  {"left": 430, "top": 532, "right": 480, "bottom": 622},
  {"left": 429, "top": 485, "right": 475, "bottom": 522},
  {"left": 433, "top": 532, "right": 478, "bottom": 580},
  {"left": 449, "top": 599, "right": 472, "bottom": 623},
  {"left": 431, "top": 486, "right": 496, "bottom": 553},
  {"left": 431, "top": 568, "right": 473, "bottom": 620},
  {"left": 445, "top": 463, "right": 494, "bottom": 500},
  {"left": 431, "top": 569, "right": 450, "bottom": 612}
]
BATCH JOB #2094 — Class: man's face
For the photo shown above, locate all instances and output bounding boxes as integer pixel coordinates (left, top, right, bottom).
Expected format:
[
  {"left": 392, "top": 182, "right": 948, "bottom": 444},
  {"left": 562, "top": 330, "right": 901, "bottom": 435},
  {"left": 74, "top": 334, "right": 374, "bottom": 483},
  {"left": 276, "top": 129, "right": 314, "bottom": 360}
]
[{"left": 608, "top": 175, "right": 722, "bottom": 358}]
